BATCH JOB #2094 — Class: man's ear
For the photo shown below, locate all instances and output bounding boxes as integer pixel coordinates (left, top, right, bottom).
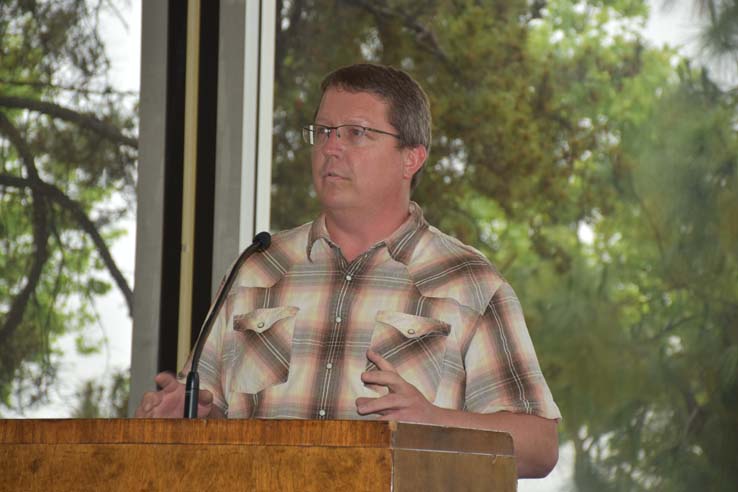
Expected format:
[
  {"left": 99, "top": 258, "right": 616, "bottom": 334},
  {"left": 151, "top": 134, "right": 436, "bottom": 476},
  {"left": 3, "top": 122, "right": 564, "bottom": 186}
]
[{"left": 402, "top": 145, "right": 427, "bottom": 180}]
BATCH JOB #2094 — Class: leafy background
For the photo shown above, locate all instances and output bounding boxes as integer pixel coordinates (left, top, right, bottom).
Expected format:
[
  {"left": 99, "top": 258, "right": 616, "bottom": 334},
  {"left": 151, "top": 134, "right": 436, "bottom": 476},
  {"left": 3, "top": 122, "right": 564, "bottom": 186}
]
[{"left": 1, "top": 0, "right": 736, "bottom": 490}]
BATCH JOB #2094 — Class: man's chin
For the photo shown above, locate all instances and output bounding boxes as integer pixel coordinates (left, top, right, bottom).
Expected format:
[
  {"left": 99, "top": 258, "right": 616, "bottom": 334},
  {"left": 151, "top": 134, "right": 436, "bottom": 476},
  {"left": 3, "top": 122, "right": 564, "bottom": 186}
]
[{"left": 318, "top": 193, "right": 361, "bottom": 213}]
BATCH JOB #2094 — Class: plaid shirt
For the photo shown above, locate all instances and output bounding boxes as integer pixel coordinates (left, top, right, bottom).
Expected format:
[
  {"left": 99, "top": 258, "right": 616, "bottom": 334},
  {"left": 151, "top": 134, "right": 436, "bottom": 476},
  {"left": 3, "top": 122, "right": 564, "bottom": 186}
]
[{"left": 184, "top": 203, "right": 560, "bottom": 421}]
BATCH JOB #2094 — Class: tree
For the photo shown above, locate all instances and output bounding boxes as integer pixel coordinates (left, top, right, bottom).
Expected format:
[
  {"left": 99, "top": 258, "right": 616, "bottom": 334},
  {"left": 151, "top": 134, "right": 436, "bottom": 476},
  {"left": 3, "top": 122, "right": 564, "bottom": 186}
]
[
  {"left": 272, "top": 0, "right": 738, "bottom": 489},
  {"left": 3, "top": 1, "right": 735, "bottom": 488},
  {"left": 72, "top": 368, "right": 130, "bottom": 418},
  {"left": 0, "top": 0, "right": 136, "bottom": 412},
  {"left": 694, "top": 0, "right": 738, "bottom": 79},
  {"left": 556, "top": 69, "right": 738, "bottom": 491},
  {"left": 520, "top": 1, "right": 738, "bottom": 488}
]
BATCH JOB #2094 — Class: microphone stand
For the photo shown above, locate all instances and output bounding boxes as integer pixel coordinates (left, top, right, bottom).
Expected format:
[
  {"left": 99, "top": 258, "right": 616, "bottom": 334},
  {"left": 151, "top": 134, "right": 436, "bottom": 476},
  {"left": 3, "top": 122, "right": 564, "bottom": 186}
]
[{"left": 183, "top": 231, "right": 272, "bottom": 418}]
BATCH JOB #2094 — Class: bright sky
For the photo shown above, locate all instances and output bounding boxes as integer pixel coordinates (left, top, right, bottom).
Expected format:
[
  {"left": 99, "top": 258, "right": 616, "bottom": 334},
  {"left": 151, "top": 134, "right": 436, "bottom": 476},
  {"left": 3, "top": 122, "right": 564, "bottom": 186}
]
[{"left": 644, "top": 0, "right": 734, "bottom": 87}]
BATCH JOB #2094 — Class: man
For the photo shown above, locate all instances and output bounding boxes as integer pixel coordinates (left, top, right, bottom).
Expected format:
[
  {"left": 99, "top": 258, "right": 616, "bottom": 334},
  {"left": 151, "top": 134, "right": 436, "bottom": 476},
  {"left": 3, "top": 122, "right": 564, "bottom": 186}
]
[{"left": 135, "top": 63, "right": 561, "bottom": 478}]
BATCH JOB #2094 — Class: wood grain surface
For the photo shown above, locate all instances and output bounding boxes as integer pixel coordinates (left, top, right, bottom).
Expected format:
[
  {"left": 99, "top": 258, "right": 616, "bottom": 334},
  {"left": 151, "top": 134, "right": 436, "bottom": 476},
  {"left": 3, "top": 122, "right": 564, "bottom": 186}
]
[
  {"left": 2, "top": 444, "right": 393, "bottom": 492},
  {"left": 0, "top": 419, "right": 516, "bottom": 491}
]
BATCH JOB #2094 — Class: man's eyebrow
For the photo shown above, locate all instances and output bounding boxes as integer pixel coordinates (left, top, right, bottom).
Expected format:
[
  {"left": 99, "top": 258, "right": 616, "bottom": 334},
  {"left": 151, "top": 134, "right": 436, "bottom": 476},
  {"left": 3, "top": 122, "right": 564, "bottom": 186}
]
[{"left": 315, "top": 118, "right": 373, "bottom": 126}]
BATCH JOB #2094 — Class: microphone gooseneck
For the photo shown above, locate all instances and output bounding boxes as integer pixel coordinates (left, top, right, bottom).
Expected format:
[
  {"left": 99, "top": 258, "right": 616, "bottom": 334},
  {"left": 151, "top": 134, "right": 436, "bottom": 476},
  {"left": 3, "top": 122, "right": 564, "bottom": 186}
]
[{"left": 183, "top": 231, "right": 271, "bottom": 418}]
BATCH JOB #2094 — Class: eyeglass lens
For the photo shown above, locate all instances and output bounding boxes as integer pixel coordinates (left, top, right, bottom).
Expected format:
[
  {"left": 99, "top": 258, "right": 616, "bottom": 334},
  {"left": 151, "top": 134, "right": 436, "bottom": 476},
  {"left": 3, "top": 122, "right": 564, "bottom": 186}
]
[{"left": 303, "top": 125, "right": 368, "bottom": 146}]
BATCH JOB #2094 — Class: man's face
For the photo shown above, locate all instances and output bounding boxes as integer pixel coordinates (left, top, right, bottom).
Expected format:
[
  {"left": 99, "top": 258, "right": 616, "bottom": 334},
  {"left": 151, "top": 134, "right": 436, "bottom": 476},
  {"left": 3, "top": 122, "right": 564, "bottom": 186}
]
[{"left": 311, "top": 88, "right": 417, "bottom": 216}]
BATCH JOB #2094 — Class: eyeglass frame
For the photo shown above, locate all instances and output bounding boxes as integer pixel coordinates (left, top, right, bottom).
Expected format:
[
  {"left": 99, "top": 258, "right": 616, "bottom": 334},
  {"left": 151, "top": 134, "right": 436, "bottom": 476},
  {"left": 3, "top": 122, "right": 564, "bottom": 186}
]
[{"left": 302, "top": 123, "right": 402, "bottom": 147}]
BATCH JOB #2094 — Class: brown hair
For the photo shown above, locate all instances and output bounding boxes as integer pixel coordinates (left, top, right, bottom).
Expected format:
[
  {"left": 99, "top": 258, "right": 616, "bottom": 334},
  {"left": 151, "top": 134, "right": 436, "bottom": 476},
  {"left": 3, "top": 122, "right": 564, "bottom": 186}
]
[{"left": 317, "top": 63, "right": 431, "bottom": 190}]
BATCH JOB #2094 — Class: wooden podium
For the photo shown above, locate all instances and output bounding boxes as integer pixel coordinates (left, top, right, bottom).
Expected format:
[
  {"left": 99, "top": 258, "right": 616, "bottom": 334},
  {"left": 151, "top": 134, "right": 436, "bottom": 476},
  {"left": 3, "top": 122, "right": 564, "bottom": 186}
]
[{"left": 0, "top": 419, "right": 516, "bottom": 491}]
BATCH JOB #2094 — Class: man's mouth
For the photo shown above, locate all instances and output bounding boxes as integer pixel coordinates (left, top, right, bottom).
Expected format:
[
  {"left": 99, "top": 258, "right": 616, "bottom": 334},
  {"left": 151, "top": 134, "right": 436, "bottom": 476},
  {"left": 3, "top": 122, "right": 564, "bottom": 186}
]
[{"left": 323, "top": 170, "right": 347, "bottom": 179}]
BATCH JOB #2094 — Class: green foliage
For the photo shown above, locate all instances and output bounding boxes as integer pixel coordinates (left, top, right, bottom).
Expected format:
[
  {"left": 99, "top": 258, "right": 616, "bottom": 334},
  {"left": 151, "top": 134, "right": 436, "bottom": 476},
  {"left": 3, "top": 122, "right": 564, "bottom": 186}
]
[
  {"left": 72, "top": 368, "right": 130, "bottom": 418},
  {"left": 274, "top": 0, "right": 738, "bottom": 489},
  {"left": 1, "top": 0, "right": 735, "bottom": 488},
  {"left": 0, "top": 1, "right": 136, "bottom": 412},
  {"left": 696, "top": 0, "right": 738, "bottom": 75}
]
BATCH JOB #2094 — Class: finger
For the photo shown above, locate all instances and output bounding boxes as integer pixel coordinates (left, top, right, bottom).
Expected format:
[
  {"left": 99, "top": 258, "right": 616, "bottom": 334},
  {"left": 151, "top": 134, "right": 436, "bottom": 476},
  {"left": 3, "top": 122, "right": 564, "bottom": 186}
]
[
  {"left": 198, "top": 389, "right": 214, "bottom": 404},
  {"left": 355, "top": 393, "right": 404, "bottom": 415},
  {"left": 135, "top": 391, "right": 161, "bottom": 417},
  {"left": 209, "top": 404, "right": 227, "bottom": 419},
  {"left": 197, "top": 401, "right": 213, "bottom": 418},
  {"left": 367, "top": 350, "right": 397, "bottom": 372},
  {"left": 356, "top": 396, "right": 388, "bottom": 416},
  {"left": 361, "top": 368, "right": 408, "bottom": 392},
  {"left": 134, "top": 401, "right": 148, "bottom": 418},
  {"left": 154, "top": 371, "right": 178, "bottom": 391},
  {"left": 143, "top": 390, "right": 163, "bottom": 408},
  {"left": 356, "top": 394, "right": 404, "bottom": 415}
]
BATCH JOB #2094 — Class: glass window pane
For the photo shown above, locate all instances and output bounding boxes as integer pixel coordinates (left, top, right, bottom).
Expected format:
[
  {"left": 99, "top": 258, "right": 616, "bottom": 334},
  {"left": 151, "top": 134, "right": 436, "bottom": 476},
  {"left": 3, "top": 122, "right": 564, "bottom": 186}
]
[
  {"left": 271, "top": 1, "right": 737, "bottom": 489},
  {"left": 0, "top": 0, "right": 140, "bottom": 418}
]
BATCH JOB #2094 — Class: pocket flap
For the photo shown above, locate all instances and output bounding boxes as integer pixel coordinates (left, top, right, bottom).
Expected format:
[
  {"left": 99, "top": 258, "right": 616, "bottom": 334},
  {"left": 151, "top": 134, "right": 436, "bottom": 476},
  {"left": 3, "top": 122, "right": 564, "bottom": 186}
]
[
  {"left": 375, "top": 311, "right": 450, "bottom": 339},
  {"left": 234, "top": 306, "right": 299, "bottom": 333}
]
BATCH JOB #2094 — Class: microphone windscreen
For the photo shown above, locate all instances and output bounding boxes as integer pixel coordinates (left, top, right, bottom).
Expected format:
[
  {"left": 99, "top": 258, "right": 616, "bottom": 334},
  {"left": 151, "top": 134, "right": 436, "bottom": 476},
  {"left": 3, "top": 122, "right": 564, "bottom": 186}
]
[{"left": 254, "top": 231, "right": 271, "bottom": 251}]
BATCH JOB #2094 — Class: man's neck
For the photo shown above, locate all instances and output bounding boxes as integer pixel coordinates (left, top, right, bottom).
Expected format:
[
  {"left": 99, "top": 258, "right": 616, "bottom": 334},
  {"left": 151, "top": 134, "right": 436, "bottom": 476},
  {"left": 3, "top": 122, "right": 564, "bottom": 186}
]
[{"left": 324, "top": 203, "right": 411, "bottom": 262}]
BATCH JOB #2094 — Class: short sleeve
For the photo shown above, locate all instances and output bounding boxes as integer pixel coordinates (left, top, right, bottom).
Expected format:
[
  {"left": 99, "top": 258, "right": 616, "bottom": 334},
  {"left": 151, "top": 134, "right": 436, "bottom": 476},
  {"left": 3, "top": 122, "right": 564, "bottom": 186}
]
[{"left": 463, "top": 283, "right": 561, "bottom": 420}]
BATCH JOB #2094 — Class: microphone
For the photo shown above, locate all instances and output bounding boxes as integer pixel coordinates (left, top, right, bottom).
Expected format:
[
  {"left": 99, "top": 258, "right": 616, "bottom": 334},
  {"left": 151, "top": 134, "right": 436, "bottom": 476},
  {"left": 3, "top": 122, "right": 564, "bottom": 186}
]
[{"left": 184, "top": 231, "right": 272, "bottom": 418}]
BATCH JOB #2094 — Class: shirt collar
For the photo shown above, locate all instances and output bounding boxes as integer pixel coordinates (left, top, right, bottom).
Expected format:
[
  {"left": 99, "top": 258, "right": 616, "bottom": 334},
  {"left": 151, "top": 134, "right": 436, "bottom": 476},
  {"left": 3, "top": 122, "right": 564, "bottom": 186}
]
[{"left": 306, "top": 201, "right": 428, "bottom": 264}]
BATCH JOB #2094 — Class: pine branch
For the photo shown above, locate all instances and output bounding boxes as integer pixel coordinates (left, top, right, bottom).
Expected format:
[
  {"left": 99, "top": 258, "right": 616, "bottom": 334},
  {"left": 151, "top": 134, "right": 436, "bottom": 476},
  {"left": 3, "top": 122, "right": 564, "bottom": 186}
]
[
  {"left": 0, "top": 78, "right": 138, "bottom": 97},
  {"left": 347, "top": 0, "right": 455, "bottom": 70},
  {"left": 0, "top": 95, "right": 138, "bottom": 149},
  {"left": 0, "top": 113, "right": 50, "bottom": 347},
  {"left": 0, "top": 172, "right": 134, "bottom": 318}
]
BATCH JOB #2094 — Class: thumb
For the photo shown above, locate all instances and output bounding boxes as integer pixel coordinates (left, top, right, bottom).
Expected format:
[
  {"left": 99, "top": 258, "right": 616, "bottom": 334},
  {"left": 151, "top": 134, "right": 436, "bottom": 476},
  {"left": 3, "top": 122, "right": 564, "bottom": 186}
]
[{"left": 199, "top": 389, "right": 214, "bottom": 404}]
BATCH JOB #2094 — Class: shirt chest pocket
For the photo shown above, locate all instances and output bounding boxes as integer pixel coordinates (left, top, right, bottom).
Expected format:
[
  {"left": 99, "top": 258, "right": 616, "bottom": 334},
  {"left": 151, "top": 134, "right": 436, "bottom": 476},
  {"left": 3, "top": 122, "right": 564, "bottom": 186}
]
[
  {"left": 228, "top": 306, "right": 299, "bottom": 395},
  {"left": 367, "top": 311, "right": 451, "bottom": 402}
]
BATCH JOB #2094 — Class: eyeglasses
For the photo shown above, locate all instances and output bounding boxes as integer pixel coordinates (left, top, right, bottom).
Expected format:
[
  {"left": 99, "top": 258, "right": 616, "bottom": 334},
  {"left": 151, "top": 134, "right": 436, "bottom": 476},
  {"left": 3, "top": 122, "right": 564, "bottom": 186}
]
[{"left": 302, "top": 124, "right": 401, "bottom": 147}]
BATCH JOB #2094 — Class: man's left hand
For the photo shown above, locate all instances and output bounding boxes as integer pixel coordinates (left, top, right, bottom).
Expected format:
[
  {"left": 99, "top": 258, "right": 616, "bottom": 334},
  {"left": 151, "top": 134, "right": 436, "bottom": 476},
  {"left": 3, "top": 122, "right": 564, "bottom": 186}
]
[
  {"left": 355, "top": 349, "right": 440, "bottom": 424},
  {"left": 355, "top": 350, "right": 559, "bottom": 478}
]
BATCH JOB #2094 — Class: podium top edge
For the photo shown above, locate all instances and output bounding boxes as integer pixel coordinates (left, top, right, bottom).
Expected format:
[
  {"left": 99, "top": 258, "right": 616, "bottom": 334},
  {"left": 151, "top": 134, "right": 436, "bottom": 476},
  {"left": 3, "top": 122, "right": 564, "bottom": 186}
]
[{"left": 0, "top": 418, "right": 513, "bottom": 455}]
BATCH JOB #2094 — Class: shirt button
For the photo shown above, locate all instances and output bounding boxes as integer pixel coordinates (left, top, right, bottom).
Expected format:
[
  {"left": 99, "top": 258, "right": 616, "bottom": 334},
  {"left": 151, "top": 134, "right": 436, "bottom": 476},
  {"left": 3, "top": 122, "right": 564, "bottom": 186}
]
[
  {"left": 326, "top": 363, "right": 333, "bottom": 369},
  {"left": 336, "top": 316, "right": 342, "bottom": 323},
  {"left": 319, "top": 409, "right": 326, "bottom": 417},
  {"left": 257, "top": 322, "right": 265, "bottom": 329},
  {"left": 345, "top": 274, "right": 352, "bottom": 281},
  {"left": 407, "top": 329, "right": 416, "bottom": 335}
]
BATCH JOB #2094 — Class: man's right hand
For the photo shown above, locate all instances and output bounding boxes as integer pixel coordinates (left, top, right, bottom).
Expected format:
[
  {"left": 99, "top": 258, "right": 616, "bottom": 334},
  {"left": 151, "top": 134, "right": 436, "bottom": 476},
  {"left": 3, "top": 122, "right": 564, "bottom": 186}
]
[{"left": 134, "top": 371, "right": 219, "bottom": 418}]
